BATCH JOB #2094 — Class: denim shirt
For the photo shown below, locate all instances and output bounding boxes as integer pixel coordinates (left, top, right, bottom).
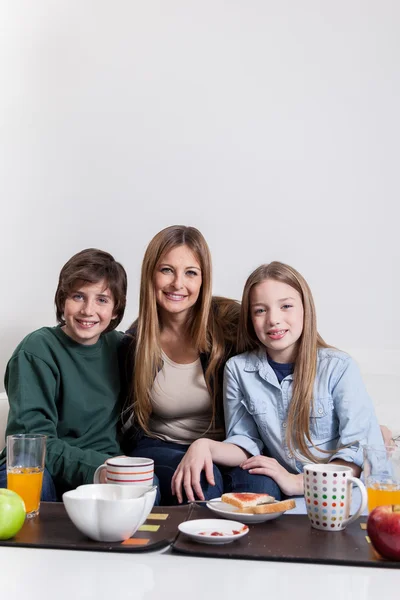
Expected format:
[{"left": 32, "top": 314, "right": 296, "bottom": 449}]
[{"left": 223, "top": 347, "right": 383, "bottom": 472}]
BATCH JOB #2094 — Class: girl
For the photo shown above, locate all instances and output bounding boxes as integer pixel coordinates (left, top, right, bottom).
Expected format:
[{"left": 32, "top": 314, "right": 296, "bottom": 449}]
[
  {"left": 120, "top": 226, "right": 274, "bottom": 504},
  {"left": 172, "top": 261, "right": 384, "bottom": 499}
]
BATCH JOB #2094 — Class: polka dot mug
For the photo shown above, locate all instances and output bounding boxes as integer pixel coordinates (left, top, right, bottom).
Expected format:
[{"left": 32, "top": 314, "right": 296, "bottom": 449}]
[{"left": 303, "top": 463, "right": 367, "bottom": 531}]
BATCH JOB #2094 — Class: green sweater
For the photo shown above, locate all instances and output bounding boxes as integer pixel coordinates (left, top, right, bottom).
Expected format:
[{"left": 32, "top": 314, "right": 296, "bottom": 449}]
[{"left": 1, "top": 326, "right": 123, "bottom": 493}]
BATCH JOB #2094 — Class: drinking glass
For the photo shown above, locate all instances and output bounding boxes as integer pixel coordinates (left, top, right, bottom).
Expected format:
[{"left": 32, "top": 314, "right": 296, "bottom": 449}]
[
  {"left": 363, "top": 443, "right": 400, "bottom": 512},
  {"left": 7, "top": 434, "right": 47, "bottom": 518}
]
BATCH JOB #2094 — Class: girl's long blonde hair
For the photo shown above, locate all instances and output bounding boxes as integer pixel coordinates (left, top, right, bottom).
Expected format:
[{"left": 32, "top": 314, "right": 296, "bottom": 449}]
[
  {"left": 238, "top": 261, "right": 330, "bottom": 463},
  {"left": 130, "top": 225, "right": 239, "bottom": 435}
]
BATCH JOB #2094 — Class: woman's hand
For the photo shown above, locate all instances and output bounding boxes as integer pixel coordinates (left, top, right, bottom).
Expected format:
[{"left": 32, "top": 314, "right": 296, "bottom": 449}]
[
  {"left": 240, "top": 455, "right": 304, "bottom": 496},
  {"left": 171, "top": 439, "right": 215, "bottom": 503}
]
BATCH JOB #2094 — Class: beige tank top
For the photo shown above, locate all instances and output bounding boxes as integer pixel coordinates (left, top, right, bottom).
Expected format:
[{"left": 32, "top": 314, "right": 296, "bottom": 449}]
[{"left": 149, "top": 351, "right": 224, "bottom": 444}]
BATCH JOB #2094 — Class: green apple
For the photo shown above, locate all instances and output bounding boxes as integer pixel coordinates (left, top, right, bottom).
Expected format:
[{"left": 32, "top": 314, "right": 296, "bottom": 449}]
[{"left": 0, "top": 489, "right": 26, "bottom": 540}]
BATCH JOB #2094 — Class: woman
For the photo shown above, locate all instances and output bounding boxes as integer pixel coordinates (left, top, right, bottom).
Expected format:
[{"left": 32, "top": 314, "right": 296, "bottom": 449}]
[{"left": 119, "top": 225, "right": 281, "bottom": 504}]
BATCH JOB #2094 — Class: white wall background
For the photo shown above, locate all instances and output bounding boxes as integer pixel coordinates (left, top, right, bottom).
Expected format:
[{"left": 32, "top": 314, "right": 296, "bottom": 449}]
[{"left": 0, "top": 2, "right": 399, "bottom": 402}]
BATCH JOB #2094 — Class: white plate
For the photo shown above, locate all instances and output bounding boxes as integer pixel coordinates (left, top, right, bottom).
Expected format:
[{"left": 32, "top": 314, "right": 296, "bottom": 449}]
[
  {"left": 206, "top": 497, "right": 286, "bottom": 524},
  {"left": 178, "top": 519, "right": 249, "bottom": 545}
]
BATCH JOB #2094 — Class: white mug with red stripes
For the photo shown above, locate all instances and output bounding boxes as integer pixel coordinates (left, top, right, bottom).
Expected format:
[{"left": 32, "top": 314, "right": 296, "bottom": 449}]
[{"left": 93, "top": 456, "right": 154, "bottom": 486}]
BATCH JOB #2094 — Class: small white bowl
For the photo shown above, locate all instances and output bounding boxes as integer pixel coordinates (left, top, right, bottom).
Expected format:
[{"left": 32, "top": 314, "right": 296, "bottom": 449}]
[
  {"left": 178, "top": 519, "right": 249, "bottom": 545},
  {"left": 62, "top": 484, "right": 157, "bottom": 542}
]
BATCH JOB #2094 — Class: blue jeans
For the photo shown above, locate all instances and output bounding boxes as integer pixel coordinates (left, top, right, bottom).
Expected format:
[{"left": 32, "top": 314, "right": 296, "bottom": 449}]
[
  {"left": 0, "top": 462, "right": 58, "bottom": 501},
  {"left": 128, "top": 437, "right": 282, "bottom": 505}
]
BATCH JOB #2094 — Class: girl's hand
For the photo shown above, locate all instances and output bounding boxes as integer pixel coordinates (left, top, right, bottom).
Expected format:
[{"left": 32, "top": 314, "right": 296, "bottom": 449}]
[
  {"left": 380, "top": 424, "right": 394, "bottom": 448},
  {"left": 240, "top": 455, "right": 304, "bottom": 497},
  {"left": 171, "top": 439, "right": 215, "bottom": 504}
]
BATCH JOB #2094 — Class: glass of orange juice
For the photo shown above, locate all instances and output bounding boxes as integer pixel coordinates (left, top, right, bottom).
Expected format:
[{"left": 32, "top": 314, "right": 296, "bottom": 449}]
[
  {"left": 7, "top": 434, "right": 46, "bottom": 518},
  {"left": 363, "top": 443, "right": 400, "bottom": 512}
]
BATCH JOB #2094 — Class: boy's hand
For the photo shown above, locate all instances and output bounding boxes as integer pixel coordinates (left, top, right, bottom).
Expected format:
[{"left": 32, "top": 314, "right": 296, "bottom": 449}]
[
  {"left": 240, "top": 455, "right": 303, "bottom": 496},
  {"left": 99, "top": 455, "right": 125, "bottom": 483},
  {"left": 171, "top": 439, "right": 214, "bottom": 503}
]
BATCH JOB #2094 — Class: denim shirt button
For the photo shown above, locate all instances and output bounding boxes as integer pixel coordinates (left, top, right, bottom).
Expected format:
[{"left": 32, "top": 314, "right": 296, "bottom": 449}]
[
  {"left": 282, "top": 422, "right": 287, "bottom": 428},
  {"left": 318, "top": 408, "right": 323, "bottom": 414}
]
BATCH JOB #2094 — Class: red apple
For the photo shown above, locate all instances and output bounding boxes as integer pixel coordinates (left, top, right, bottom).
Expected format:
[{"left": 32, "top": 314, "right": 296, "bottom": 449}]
[{"left": 367, "top": 505, "right": 400, "bottom": 561}]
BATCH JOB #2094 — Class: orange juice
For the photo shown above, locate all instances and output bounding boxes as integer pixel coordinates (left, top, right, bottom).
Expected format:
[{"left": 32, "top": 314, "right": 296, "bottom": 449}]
[
  {"left": 367, "top": 482, "right": 400, "bottom": 512},
  {"left": 7, "top": 467, "right": 44, "bottom": 515}
]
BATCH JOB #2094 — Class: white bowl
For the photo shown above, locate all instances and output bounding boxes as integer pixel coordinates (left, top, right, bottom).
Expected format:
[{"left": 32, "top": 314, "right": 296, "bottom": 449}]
[{"left": 62, "top": 484, "right": 157, "bottom": 542}]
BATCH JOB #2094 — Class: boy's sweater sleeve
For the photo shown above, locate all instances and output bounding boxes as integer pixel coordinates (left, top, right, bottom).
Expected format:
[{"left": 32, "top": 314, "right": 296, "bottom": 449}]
[
  {"left": 117, "top": 331, "right": 145, "bottom": 453},
  {"left": 118, "top": 333, "right": 134, "bottom": 422},
  {"left": 5, "top": 351, "right": 111, "bottom": 488}
]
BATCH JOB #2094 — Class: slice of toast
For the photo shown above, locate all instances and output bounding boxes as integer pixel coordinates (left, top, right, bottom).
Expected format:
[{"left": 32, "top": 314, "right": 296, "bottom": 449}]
[
  {"left": 221, "top": 492, "right": 275, "bottom": 509},
  {"left": 238, "top": 498, "right": 296, "bottom": 514}
]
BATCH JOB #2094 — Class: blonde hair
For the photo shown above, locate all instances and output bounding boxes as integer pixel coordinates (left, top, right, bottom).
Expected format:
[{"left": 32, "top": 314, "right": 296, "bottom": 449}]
[
  {"left": 130, "top": 225, "right": 239, "bottom": 435},
  {"left": 238, "top": 261, "right": 330, "bottom": 463}
]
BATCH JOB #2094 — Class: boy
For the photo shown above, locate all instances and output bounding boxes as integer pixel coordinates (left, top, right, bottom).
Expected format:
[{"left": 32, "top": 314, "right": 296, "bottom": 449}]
[{"left": 0, "top": 248, "right": 127, "bottom": 499}]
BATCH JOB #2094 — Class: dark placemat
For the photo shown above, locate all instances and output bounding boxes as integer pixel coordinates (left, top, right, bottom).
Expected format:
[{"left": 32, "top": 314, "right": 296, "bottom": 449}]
[
  {"left": 172, "top": 505, "right": 400, "bottom": 569},
  {"left": 0, "top": 502, "right": 191, "bottom": 553}
]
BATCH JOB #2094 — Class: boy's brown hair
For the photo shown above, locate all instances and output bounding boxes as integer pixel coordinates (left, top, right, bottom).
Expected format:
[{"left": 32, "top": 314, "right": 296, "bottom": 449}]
[{"left": 55, "top": 248, "right": 127, "bottom": 332}]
